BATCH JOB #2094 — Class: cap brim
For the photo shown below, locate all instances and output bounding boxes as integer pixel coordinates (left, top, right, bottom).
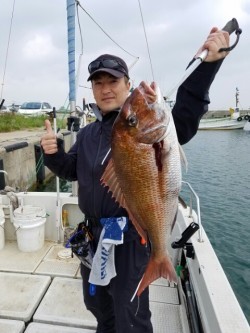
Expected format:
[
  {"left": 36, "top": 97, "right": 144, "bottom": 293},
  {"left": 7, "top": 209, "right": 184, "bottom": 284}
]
[{"left": 87, "top": 68, "right": 126, "bottom": 81}]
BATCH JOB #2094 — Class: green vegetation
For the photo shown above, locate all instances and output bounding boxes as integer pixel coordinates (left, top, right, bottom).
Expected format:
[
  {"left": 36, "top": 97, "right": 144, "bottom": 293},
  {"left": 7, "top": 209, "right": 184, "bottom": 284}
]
[
  {"left": 0, "top": 113, "right": 46, "bottom": 132},
  {"left": 0, "top": 112, "right": 95, "bottom": 133},
  {"left": 0, "top": 113, "right": 66, "bottom": 132}
]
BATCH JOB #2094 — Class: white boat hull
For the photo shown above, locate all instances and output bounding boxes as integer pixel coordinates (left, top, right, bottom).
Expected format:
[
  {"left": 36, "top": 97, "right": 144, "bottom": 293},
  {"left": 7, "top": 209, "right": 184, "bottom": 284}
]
[
  {"left": 0, "top": 189, "right": 249, "bottom": 333},
  {"left": 243, "top": 120, "right": 250, "bottom": 131},
  {"left": 199, "top": 117, "right": 246, "bottom": 130}
]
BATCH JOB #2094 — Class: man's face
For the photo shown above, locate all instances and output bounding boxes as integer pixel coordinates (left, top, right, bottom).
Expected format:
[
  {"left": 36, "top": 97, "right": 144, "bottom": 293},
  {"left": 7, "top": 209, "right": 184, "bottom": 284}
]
[{"left": 91, "top": 73, "right": 130, "bottom": 114}]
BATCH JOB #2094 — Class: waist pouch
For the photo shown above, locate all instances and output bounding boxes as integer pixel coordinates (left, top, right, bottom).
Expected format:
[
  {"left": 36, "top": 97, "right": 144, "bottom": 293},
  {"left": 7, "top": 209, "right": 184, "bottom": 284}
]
[
  {"left": 65, "top": 221, "right": 93, "bottom": 269},
  {"left": 65, "top": 217, "right": 137, "bottom": 269}
]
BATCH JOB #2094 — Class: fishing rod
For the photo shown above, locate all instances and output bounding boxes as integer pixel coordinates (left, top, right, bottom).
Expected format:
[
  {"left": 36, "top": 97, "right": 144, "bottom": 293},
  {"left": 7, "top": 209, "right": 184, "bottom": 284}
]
[{"left": 165, "top": 18, "right": 242, "bottom": 99}]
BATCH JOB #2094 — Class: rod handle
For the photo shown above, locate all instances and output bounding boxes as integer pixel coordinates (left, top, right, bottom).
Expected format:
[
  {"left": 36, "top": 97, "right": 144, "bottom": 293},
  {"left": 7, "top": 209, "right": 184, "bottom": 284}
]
[
  {"left": 220, "top": 18, "right": 242, "bottom": 52},
  {"left": 222, "top": 18, "right": 241, "bottom": 35}
]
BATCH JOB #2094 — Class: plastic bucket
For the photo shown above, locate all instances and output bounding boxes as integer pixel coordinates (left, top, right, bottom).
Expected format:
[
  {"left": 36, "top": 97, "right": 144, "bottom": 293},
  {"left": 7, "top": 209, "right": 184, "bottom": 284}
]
[
  {"left": 0, "top": 208, "right": 5, "bottom": 250},
  {"left": 13, "top": 205, "right": 46, "bottom": 252}
]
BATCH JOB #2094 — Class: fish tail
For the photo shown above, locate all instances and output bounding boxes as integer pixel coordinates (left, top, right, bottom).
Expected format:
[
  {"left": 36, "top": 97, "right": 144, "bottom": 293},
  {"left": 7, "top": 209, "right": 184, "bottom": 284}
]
[{"left": 136, "top": 256, "right": 177, "bottom": 297}]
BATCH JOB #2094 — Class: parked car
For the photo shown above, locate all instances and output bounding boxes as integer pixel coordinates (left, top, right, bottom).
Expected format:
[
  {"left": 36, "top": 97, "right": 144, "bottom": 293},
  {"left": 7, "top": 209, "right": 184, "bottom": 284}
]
[
  {"left": 0, "top": 105, "right": 10, "bottom": 113},
  {"left": 8, "top": 104, "right": 20, "bottom": 112},
  {"left": 18, "top": 102, "right": 52, "bottom": 116}
]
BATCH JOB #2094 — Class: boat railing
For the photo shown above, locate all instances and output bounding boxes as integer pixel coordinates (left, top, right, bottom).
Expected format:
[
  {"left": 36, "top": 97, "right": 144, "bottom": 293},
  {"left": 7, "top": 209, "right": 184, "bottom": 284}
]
[
  {"left": 0, "top": 170, "right": 9, "bottom": 187},
  {"left": 181, "top": 181, "right": 203, "bottom": 242}
]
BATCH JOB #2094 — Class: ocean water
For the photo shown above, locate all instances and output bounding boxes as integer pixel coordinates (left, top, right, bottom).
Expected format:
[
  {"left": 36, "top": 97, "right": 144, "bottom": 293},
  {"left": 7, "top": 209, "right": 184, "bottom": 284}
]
[
  {"left": 182, "top": 129, "right": 250, "bottom": 322},
  {"left": 39, "top": 129, "right": 250, "bottom": 322}
]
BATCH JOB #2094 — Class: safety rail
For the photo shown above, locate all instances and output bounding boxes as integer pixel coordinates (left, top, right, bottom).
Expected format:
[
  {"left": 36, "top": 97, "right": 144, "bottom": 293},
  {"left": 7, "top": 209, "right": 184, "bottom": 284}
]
[
  {"left": 181, "top": 181, "right": 203, "bottom": 242},
  {"left": 0, "top": 170, "right": 8, "bottom": 189}
]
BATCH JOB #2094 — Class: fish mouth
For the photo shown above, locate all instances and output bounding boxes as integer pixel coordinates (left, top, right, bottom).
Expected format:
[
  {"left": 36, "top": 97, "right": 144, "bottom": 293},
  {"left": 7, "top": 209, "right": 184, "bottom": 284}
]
[{"left": 142, "top": 124, "right": 168, "bottom": 143}]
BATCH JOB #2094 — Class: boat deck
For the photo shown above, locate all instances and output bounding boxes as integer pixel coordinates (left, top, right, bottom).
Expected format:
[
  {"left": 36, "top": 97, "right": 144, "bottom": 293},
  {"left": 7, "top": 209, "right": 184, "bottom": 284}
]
[{"left": 0, "top": 241, "right": 189, "bottom": 333}]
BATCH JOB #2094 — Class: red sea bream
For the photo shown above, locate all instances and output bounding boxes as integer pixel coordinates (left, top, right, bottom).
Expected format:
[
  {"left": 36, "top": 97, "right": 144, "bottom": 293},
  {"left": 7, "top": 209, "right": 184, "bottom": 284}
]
[{"left": 101, "top": 84, "right": 183, "bottom": 296}]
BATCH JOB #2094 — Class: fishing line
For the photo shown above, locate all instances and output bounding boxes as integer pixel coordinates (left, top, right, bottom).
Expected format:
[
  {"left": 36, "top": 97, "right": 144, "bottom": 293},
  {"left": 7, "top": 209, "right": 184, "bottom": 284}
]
[
  {"left": 130, "top": 275, "right": 144, "bottom": 303},
  {"left": 134, "top": 296, "right": 140, "bottom": 316},
  {"left": 137, "top": 0, "right": 155, "bottom": 82},
  {"left": 1, "top": 0, "right": 16, "bottom": 100},
  {"left": 101, "top": 149, "right": 111, "bottom": 165}
]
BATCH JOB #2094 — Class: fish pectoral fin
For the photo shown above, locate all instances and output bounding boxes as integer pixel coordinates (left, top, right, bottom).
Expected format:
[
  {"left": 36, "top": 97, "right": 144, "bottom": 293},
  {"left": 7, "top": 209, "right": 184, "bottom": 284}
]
[
  {"left": 101, "top": 158, "right": 148, "bottom": 242},
  {"left": 101, "top": 158, "right": 127, "bottom": 208},
  {"left": 136, "top": 255, "right": 177, "bottom": 297}
]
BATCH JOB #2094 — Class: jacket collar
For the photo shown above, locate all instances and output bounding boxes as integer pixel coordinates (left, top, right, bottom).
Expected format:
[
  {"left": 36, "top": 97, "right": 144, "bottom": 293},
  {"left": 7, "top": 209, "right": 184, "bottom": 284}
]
[{"left": 89, "top": 103, "right": 120, "bottom": 122}]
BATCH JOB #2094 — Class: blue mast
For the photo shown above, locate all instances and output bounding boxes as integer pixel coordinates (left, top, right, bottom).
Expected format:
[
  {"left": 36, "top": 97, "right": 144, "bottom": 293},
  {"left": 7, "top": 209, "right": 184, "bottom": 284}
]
[
  {"left": 66, "top": 0, "right": 76, "bottom": 111},
  {"left": 66, "top": 0, "right": 79, "bottom": 196}
]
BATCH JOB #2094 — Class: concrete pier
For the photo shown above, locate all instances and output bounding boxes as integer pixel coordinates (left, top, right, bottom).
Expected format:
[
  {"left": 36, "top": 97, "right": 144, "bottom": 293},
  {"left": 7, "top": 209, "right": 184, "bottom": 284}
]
[
  {"left": 0, "top": 128, "right": 72, "bottom": 190},
  {"left": 202, "top": 109, "right": 249, "bottom": 119},
  {"left": 0, "top": 109, "right": 249, "bottom": 190}
]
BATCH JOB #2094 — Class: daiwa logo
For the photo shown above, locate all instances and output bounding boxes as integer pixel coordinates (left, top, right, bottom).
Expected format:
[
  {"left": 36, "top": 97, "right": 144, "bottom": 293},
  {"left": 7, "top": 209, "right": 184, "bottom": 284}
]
[{"left": 100, "top": 246, "right": 109, "bottom": 279}]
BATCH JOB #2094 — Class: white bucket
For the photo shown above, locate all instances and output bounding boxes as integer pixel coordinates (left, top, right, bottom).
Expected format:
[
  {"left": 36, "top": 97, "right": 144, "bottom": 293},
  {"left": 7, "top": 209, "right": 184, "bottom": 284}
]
[
  {"left": 0, "top": 208, "right": 5, "bottom": 250},
  {"left": 13, "top": 205, "right": 47, "bottom": 252}
]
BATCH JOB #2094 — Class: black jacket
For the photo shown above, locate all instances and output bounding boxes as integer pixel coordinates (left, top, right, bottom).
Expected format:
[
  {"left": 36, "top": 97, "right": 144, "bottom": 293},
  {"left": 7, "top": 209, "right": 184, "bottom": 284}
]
[{"left": 44, "top": 60, "right": 223, "bottom": 220}]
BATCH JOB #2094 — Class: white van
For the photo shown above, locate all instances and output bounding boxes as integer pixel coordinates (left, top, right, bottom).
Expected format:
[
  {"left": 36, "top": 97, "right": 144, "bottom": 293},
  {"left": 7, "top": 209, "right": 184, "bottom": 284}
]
[{"left": 19, "top": 102, "right": 52, "bottom": 116}]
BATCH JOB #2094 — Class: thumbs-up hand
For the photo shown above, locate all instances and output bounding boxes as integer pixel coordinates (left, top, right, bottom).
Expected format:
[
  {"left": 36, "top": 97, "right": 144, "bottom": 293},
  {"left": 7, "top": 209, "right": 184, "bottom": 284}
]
[{"left": 40, "top": 119, "right": 58, "bottom": 154}]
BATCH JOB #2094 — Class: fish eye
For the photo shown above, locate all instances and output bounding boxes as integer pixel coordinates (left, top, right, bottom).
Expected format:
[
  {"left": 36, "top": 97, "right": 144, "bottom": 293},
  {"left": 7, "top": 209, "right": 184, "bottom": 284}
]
[{"left": 127, "top": 114, "right": 138, "bottom": 127}]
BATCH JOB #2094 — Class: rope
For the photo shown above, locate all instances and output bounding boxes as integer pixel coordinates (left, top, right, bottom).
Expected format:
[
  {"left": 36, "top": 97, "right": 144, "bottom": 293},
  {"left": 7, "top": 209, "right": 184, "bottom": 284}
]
[
  {"left": 60, "top": 1, "right": 84, "bottom": 112},
  {"left": 76, "top": 1, "right": 84, "bottom": 55},
  {"left": 137, "top": 0, "right": 155, "bottom": 81},
  {"left": 1, "top": 0, "right": 16, "bottom": 100},
  {"left": 1, "top": 186, "right": 19, "bottom": 210},
  {"left": 76, "top": 0, "right": 138, "bottom": 59},
  {"left": 75, "top": 1, "right": 84, "bottom": 101},
  {"left": 36, "top": 155, "right": 44, "bottom": 175}
]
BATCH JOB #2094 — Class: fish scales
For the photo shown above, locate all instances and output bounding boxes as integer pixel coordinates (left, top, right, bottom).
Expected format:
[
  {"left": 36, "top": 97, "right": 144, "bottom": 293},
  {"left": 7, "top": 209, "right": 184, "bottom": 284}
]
[{"left": 101, "top": 85, "right": 182, "bottom": 296}]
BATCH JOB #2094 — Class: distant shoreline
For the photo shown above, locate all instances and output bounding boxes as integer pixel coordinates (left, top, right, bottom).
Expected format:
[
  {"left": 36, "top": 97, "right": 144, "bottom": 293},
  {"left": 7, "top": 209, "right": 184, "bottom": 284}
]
[{"left": 202, "top": 109, "right": 249, "bottom": 119}]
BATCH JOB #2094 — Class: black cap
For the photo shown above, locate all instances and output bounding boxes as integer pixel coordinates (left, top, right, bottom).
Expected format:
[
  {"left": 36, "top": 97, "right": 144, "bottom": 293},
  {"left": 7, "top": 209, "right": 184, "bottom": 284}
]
[{"left": 87, "top": 54, "right": 129, "bottom": 81}]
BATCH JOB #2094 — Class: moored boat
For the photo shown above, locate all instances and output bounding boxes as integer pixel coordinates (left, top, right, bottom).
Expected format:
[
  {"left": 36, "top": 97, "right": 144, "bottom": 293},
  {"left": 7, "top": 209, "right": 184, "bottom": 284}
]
[
  {"left": 199, "top": 112, "right": 247, "bottom": 130},
  {"left": 199, "top": 88, "right": 248, "bottom": 130}
]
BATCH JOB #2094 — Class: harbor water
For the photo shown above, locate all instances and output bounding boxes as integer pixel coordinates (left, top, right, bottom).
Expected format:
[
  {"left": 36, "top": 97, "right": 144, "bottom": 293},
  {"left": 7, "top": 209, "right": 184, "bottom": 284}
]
[
  {"left": 39, "top": 129, "right": 250, "bottom": 323},
  {"left": 183, "top": 129, "right": 250, "bottom": 322}
]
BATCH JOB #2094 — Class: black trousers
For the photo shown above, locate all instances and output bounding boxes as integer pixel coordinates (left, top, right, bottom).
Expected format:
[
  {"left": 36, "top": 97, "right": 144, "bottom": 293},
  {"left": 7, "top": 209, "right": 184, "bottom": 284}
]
[{"left": 80, "top": 227, "right": 153, "bottom": 333}]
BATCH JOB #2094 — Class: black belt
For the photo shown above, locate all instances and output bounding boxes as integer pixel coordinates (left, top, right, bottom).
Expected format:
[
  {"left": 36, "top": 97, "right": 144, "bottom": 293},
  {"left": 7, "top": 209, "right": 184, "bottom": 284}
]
[{"left": 84, "top": 216, "right": 132, "bottom": 229}]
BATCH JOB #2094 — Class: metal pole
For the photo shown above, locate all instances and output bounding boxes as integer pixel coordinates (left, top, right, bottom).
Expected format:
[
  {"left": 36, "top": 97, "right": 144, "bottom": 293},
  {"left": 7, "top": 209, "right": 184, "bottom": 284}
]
[
  {"left": 66, "top": 0, "right": 78, "bottom": 196},
  {"left": 53, "top": 107, "right": 61, "bottom": 242}
]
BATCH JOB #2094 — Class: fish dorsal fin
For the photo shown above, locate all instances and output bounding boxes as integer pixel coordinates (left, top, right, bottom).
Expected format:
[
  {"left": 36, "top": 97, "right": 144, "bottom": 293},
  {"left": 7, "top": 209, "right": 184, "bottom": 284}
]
[{"left": 101, "top": 158, "right": 147, "bottom": 241}]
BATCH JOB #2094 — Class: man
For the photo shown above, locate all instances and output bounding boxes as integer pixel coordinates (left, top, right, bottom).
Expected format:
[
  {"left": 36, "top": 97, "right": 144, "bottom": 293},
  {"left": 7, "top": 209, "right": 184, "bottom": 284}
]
[{"left": 41, "top": 27, "right": 229, "bottom": 333}]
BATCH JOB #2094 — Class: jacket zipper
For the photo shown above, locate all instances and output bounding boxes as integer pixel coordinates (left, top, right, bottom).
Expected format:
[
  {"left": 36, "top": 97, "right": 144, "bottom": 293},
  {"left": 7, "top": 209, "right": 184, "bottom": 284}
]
[{"left": 92, "top": 124, "right": 103, "bottom": 217}]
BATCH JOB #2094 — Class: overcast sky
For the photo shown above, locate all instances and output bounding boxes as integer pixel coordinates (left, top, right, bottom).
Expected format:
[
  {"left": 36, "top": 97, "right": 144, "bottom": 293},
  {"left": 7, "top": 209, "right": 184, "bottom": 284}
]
[{"left": 1, "top": 0, "right": 250, "bottom": 111}]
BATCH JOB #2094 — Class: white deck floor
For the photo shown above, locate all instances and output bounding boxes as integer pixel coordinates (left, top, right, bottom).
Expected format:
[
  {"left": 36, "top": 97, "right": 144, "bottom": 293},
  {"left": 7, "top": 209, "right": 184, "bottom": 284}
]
[{"left": 0, "top": 241, "right": 188, "bottom": 333}]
